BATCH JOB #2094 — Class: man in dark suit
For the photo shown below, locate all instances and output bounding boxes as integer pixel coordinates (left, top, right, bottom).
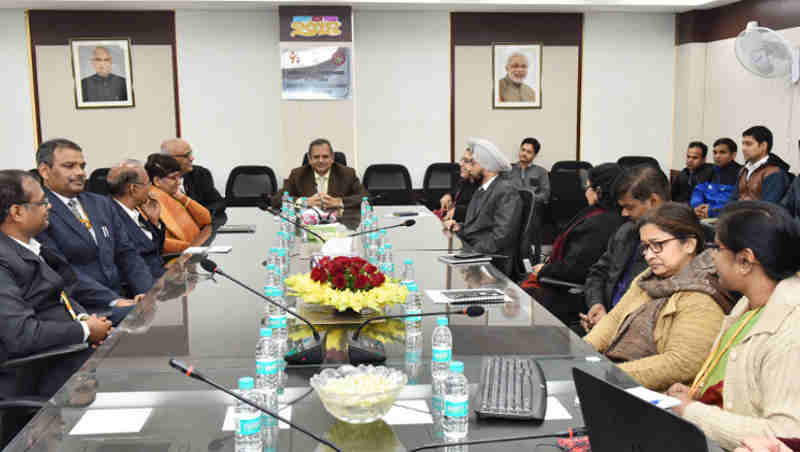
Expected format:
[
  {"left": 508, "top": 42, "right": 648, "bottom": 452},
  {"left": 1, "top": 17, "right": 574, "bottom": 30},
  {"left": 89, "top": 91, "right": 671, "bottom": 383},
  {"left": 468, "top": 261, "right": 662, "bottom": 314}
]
[
  {"left": 107, "top": 160, "right": 166, "bottom": 279},
  {"left": 80, "top": 47, "right": 128, "bottom": 102},
  {"left": 672, "top": 141, "right": 714, "bottom": 203},
  {"left": 445, "top": 138, "right": 522, "bottom": 275},
  {"left": 161, "top": 138, "right": 227, "bottom": 228},
  {"left": 34, "top": 139, "right": 154, "bottom": 325},
  {"left": 272, "top": 138, "right": 368, "bottom": 209},
  {"left": 0, "top": 170, "right": 111, "bottom": 400}
]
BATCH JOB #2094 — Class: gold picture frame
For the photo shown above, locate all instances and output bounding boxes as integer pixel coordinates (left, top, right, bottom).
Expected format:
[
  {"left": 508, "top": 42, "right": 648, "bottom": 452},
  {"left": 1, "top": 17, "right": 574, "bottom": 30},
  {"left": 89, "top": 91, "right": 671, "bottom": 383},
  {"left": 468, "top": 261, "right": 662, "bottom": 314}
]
[{"left": 492, "top": 43, "right": 542, "bottom": 109}]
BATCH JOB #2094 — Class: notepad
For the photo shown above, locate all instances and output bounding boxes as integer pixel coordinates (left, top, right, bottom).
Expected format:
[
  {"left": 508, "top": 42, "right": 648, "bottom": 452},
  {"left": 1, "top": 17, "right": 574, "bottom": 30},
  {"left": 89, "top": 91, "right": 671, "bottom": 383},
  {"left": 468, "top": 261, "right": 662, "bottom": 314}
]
[
  {"left": 427, "top": 289, "right": 509, "bottom": 304},
  {"left": 70, "top": 408, "right": 152, "bottom": 435}
]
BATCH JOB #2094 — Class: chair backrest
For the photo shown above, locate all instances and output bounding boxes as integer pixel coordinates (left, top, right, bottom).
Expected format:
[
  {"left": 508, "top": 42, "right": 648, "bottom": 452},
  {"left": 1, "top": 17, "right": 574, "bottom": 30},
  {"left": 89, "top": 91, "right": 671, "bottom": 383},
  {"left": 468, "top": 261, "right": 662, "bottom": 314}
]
[
  {"left": 225, "top": 165, "right": 277, "bottom": 207},
  {"left": 514, "top": 188, "right": 536, "bottom": 280},
  {"left": 548, "top": 170, "right": 588, "bottom": 231},
  {"left": 422, "top": 162, "right": 460, "bottom": 210},
  {"left": 87, "top": 168, "right": 111, "bottom": 195},
  {"left": 302, "top": 151, "right": 347, "bottom": 167},
  {"left": 617, "top": 156, "right": 660, "bottom": 170},
  {"left": 551, "top": 160, "right": 592, "bottom": 173},
  {"left": 363, "top": 164, "right": 414, "bottom": 205}
]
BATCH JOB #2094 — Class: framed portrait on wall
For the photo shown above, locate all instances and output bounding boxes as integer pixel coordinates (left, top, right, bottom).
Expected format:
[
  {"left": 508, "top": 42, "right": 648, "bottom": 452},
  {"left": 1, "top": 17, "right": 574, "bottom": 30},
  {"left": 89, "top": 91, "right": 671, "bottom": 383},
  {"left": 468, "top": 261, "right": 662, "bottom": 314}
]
[
  {"left": 492, "top": 43, "right": 541, "bottom": 109},
  {"left": 70, "top": 38, "right": 134, "bottom": 109}
]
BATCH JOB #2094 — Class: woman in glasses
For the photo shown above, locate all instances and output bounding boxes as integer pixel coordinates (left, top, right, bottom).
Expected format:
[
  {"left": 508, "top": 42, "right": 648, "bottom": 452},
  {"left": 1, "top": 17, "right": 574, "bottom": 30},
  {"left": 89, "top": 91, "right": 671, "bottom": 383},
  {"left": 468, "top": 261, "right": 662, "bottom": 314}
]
[
  {"left": 145, "top": 154, "right": 211, "bottom": 254},
  {"left": 584, "top": 202, "right": 733, "bottom": 391},
  {"left": 667, "top": 201, "right": 800, "bottom": 452}
]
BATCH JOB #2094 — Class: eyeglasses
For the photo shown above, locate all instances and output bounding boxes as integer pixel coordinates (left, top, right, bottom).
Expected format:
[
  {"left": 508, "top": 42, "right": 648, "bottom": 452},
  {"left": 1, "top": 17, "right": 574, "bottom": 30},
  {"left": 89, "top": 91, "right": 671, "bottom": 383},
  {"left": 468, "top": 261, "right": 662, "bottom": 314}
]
[
  {"left": 23, "top": 199, "right": 51, "bottom": 208},
  {"left": 173, "top": 151, "right": 193, "bottom": 159},
  {"left": 639, "top": 237, "right": 682, "bottom": 256}
]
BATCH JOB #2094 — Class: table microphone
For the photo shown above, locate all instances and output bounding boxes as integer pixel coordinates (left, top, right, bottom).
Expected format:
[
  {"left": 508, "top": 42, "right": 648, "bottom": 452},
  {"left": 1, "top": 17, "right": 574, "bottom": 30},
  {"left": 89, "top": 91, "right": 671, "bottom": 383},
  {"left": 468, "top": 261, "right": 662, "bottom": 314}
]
[
  {"left": 200, "top": 258, "right": 327, "bottom": 365},
  {"left": 346, "top": 219, "right": 416, "bottom": 238},
  {"left": 168, "top": 359, "right": 342, "bottom": 452},
  {"left": 348, "top": 306, "right": 485, "bottom": 365},
  {"left": 407, "top": 428, "right": 589, "bottom": 452},
  {"left": 256, "top": 200, "right": 327, "bottom": 243}
]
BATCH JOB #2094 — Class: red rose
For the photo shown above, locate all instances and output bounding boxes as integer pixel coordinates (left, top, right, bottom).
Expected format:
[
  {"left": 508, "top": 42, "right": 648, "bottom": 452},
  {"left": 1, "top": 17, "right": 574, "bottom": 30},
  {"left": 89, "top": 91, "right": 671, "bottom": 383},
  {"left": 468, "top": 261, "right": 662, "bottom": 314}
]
[
  {"left": 364, "top": 264, "right": 378, "bottom": 274},
  {"left": 354, "top": 274, "right": 369, "bottom": 290},
  {"left": 331, "top": 261, "right": 346, "bottom": 275},
  {"left": 352, "top": 257, "right": 367, "bottom": 266},
  {"left": 369, "top": 273, "right": 385, "bottom": 287},
  {"left": 350, "top": 259, "right": 366, "bottom": 271},
  {"left": 333, "top": 274, "right": 347, "bottom": 290},
  {"left": 319, "top": 256, "right": 331, "bottom": 267},
  {"left": 310, "top": 267, "right": 324, "bottom": 282},
  {"left": 333, "top": 256, "right": 350, "bottom": 266}
]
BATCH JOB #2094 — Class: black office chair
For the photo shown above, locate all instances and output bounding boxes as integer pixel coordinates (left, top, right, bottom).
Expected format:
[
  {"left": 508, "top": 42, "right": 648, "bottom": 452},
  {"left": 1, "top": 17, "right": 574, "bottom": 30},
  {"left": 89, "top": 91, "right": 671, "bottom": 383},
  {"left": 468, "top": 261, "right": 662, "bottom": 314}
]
[
  {"left": 513, "top": 189, "right": 536, "bottom": 281},
  {"left": 87, "top": 168, "right": 110, "bottom": 195},
  {"left": 421, "top": 163, "right": 460, "bottom": 210},
  {"left": 0, "top": 343, "right": 89, "bottom": 446},
  {"left": 224, "top": 166, "right": 278, "bottom": 207},
  {"left": 302, "top": 152, "right": 347, "bottom": 167},
  {"left": 362, "top": 164, "right": 415, "bottom": 205},
  {"left": 617, "top": 156, "right": 661, "bottom": 170},
  {"left": 548, "top": 163, "right": 590, "bottom": 232}
]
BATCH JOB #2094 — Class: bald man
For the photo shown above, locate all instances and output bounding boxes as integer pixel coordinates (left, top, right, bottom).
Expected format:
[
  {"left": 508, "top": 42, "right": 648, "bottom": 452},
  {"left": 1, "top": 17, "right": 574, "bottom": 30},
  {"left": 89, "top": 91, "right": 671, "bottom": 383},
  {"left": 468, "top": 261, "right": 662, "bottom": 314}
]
[
  {"left": 160, "top": 139, "right": 227, "bottom": 227},
  {"left": 498, "top": 53, "right": 536, "bottom": 103},
  {"left": 81, "top": 47, "right": 128, "bottom": 102}
]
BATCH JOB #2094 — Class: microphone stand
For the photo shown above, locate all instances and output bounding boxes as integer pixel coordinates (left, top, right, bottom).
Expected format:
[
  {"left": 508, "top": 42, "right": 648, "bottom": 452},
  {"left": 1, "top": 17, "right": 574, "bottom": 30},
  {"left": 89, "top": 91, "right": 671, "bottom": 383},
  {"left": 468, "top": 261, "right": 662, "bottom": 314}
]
[
  {"left": 408, "top": 429, "right": 589, "bottom": 452},
  {"left": 257, "top": 200, "right": 328, "bottom": 243}
]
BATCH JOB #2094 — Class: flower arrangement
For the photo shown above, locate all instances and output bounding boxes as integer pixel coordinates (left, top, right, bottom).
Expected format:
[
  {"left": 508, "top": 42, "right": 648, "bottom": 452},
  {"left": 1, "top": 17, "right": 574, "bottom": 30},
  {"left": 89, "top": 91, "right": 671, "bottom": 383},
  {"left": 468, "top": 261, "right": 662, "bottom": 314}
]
[{"left": 286, "top": 256, "right": 408, "bottom": 313}]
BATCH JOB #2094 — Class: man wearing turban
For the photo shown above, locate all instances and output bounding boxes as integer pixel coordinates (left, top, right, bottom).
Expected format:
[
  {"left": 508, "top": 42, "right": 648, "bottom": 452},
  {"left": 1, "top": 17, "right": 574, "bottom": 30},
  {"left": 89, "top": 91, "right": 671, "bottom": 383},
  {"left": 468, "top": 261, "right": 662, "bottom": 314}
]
[{"left": 445, "top": 138, "right": 522, "bottom": 275}]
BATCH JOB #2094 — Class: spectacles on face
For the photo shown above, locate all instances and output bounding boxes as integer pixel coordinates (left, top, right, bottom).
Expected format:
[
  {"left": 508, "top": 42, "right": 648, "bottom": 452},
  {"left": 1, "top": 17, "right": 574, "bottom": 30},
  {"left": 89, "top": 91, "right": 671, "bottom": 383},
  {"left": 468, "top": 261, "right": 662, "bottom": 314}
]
[
  {"left": 164, "top": 173, "right": 182, "bottom": 182},
  {"left": 22, "top": 199, "right": 51, "bottom": 208},
  {"left": 639, "top": 237, "right": 682, "bottom": 256},
  {"left": 173, "top": 151, "right": 193, "bottom": 159}
]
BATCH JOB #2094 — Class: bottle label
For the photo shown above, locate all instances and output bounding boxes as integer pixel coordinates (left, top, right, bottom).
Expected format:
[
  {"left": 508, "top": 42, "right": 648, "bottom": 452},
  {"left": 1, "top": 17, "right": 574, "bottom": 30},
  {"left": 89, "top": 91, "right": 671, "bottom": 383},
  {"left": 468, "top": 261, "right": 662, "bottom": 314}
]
[
  {"left": 431, "top": 395, "right": 443, "bottom": 413},
  {"left": 262, "top": 413, "right": 278, "bottom": 428},
  {"left": 269, "top": 315, "right": 287, "bottom": 329},
  {"left": 238, "top": 415, "right": 261, "bottom": 436},
  {"left": 432, "top": 346, "right": 451, "bottom": 363},
  {"left": 256, "top": 359, "right": 279, "bottom": 375},
  {"left": 405, "top": 349, "right": 421, "bottom": 363},
  {"left": 445, "top": 395, "right": 469, "bottom": 418},
  {"left": 405, "top": 309, "right": 422, "bottom": 323}
]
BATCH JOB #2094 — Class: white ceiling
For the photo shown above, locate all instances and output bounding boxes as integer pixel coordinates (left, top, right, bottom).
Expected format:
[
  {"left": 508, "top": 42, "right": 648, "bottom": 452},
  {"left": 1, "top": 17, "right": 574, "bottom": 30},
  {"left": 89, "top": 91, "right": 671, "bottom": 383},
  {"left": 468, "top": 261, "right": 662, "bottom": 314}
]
[{"left": 1, "top": 0, "right": 741, "bottom": 13}]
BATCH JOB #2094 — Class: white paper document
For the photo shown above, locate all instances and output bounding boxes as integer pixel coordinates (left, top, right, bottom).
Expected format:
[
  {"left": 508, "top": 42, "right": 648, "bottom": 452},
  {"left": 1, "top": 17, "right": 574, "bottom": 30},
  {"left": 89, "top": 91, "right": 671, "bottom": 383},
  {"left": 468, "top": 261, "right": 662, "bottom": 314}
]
[
  {"left": 222, "top": 405, "right": 293, "bottom": 431},
  {"left": 383, "top": 400, "right": 434, "bottom": 425},
  {"left": 545, "top": 396, "right": 572, "bottom": 420},
  {"left": 183, "top": 246, "right": 232, "bottom": 255},
  {"left": 625, "top": 386, "right": 682, "bottom": 409},
  {"left": 320, "top": 237, "right": 354, "bottom": 255},
  {"left": 70, "top": 408, "right": 153, "bottom": 435}
]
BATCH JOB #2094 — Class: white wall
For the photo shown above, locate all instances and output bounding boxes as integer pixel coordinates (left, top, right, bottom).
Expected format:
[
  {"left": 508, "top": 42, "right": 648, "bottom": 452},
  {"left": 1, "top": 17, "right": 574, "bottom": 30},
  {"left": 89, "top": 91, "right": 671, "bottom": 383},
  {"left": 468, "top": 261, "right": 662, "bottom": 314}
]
[
  {"left": 354, "top": 10, "right": 450, "bottom": 187},
  {"left": 175, "top": 10, "right": 282, "bottom": 194},
  {"left": 0, "top": 9, "right": 36, "bottom": 169},
  {"left": 581, "top": 12, "right": 676, "bottom": 171},
  {"left": 673, "top": 42, "right": 707, "bottom": 170}
]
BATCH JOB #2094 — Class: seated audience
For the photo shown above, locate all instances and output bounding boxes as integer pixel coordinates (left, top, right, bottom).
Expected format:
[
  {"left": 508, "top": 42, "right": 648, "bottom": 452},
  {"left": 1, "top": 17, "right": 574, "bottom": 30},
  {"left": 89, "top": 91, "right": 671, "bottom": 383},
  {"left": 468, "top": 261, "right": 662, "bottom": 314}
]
[
  {"left": 582, "top": 165, "right": 669, "bottom": 332},
  {"left": 437, "top": 147, "right": 479, "bottom": 223},
  {"left": 145, "top": 154, "right": 212, "bottom": 254},
  {"left": 692, "top": 138, "right": 743, "bottom": 219},
  {"left": 161, "top": 138, "right": 227, "bottom": 228},
  {"left": 672, "top": 141, "right": 713, "bottom": 204},
  {"left": 0, "top": 170, "right": 111, "bottom": 443},
  {"left": 731, "top": 125, "right": 790, "bottom": 204},
  {"left": 668, "top": 201, "right": 800, "bottom": 451},
  {"left": 444, "top": 138, "right": 521, "bottom": 275},
  {"left": 107, "top": 160, "right": 166, "bottom": 278},
  {"left": 509, "top": 137, "right": 550, "bottom": 204},
  {"left": 35, "top": 139, "right": 153, "bottom": 325},
  {"left": 272, "top": 138, "right": 368, "bottom": 210},
  {"left": 584, "top": 203, "right": 731, "bottom": 391},
  {"left": 523, "top": 163, "right": 626, "bottom": 327}
]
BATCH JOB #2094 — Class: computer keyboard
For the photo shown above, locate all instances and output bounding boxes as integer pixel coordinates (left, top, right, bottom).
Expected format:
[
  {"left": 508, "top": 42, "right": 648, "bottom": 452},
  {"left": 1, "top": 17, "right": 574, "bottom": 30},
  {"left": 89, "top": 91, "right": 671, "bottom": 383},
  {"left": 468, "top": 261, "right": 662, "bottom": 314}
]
[{"left": 476, "top": 355, "right": 548, "bottom": 420}]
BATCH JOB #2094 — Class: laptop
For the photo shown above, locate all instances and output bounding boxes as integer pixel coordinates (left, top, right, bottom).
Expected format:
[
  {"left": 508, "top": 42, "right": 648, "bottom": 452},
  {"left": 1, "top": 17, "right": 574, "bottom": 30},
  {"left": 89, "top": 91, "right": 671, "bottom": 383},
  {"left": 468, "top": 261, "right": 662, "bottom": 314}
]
[{"left": 572, "top": 367, "right": 710, "bottom": 452}]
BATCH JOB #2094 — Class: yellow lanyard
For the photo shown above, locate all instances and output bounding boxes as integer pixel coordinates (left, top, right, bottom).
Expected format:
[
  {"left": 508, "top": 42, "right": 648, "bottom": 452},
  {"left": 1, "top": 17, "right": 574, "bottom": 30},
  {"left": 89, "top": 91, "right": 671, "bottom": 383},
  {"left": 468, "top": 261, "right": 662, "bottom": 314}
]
[
  {"left": 60, "top": 291, "right": 77, "bottom": 320},
  {"left": 689, "top": 308, "right": 762, "bottom": 398}
]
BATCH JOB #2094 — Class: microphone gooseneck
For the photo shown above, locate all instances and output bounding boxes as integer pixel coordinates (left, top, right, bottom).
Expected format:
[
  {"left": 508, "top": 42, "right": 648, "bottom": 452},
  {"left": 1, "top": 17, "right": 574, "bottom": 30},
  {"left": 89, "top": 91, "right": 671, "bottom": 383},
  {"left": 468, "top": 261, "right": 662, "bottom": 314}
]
[
  {"left": 351, "top": 306, "right": 485, "bottom": 340},
  {"left": 346, "top": 219, "right": 416, "bottom": 238},
  {"left": 407, "top": 429, "right": 590, "bottom": 452},
  {"left": 168, "top": 359, "right": 342, "bottom": 452},
  {"left": 257, "top": 201, "right": 328, "bottom": 243}
]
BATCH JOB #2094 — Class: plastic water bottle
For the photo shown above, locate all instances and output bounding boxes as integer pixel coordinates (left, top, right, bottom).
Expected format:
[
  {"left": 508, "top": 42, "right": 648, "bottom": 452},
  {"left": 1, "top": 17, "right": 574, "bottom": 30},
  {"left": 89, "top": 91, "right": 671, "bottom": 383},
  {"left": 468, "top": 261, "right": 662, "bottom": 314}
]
[
  {"left": 368, "top": 233, "right": 380, "bottom": 264},
  {"left": 234, "top": 377, "right": 262, "bottom": 451},
  {"left": 376, "top": 246, "right": 386, "bottom": 270},
  {"left": 360, "top": 196, "right": 371, "bottom": 219},
  {"left": 405, "top": 333, "right": 423, "bottom": 385},
  {"left": 268, "top": 287, "right": 289, "bottom": 391},
  {"left": 298, "top": 197, "right": 309, "bottom": 242},
  {"left": 286, "top": 198, "right": 296, "bottom": 244},
  {"left": 431, "top": 316, "right": 452, "bottom": 417},
  {"left": 382, "top": 244, "right": 395, "bottom": 277},
  {"left": 255, "top": 328, "right": 280, "bottom": 390},
  {"left": 361, "top": 218, "right": 373, "bottom": 250},
  {"left": 377, "top": 230, "right": 387, "bottom": 249},
  {"left": 281, "top": 191, "right": 290, "bottom": 210},
  {"left": 401, "top": 259, "right": 415, "bottom": 288},
  {"left": 405, "top": 283, "right": 423, "bottom": 338},
  {"left": 443, "top": 361, "right": 469, "bottom": 440},
  {"left": 277, "top": 247, "right": 289, "bottom": 279}
]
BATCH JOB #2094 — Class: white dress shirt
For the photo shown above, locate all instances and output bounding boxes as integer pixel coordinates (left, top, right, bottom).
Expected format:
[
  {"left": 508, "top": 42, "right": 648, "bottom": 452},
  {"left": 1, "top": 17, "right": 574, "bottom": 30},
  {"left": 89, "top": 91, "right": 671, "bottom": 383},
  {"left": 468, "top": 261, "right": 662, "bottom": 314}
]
[
  {"left": 314, "top": 169, "right": 331, "bottom": 195},
  {"left": 50, "top": 191, "right": 97, "bottom": 243},
  {"left": 114, "top": 199, "right": 153, "bottom": 240},
  {"left": 9, "top": 236, "right": 90, "bottom": 342},
  {"left": 480, "top": 175, "right": 498, "bottom": 192}
]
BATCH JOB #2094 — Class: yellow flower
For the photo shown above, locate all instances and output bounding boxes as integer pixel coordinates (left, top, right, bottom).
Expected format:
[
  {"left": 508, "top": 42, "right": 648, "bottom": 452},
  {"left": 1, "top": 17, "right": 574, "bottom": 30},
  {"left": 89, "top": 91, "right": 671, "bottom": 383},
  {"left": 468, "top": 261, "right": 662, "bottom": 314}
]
[{"left": 285, "top": 273, "right": 409, "bottom": 312}]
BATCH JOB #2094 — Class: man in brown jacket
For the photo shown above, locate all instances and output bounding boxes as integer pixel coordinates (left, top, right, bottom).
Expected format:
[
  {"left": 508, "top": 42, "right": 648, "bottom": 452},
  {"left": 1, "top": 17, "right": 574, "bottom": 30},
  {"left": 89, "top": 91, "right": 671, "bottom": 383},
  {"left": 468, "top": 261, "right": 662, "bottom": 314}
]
[
  {"left": 272, "top": 138, "right": 367, "bottom": 210},
  {"left": 730, "top": 125, "right": 790, "bottom": 204}
]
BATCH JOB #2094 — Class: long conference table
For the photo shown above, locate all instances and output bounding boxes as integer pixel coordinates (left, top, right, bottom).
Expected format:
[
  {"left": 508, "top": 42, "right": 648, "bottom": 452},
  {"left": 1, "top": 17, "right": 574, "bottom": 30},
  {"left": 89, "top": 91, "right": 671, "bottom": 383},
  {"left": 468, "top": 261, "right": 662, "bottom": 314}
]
[{"left": 5, "top": 205, "right": 721, "bottom": 451}]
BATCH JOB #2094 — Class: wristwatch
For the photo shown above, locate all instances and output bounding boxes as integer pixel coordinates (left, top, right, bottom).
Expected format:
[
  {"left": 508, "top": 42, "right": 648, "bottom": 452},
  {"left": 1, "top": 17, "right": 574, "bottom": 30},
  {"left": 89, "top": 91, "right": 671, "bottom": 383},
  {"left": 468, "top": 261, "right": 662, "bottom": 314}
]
[{"left": 77, "top": 313, "right": 90, "bottom": 322}]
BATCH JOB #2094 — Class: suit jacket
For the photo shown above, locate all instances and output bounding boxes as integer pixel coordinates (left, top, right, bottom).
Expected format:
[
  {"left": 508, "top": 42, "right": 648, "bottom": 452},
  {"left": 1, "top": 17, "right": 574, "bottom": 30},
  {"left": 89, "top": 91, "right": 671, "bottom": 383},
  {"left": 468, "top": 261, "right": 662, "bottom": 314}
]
[
  {"left": 271, "top": 163, "right": 368, "bottom": 209},
  {"left": 36, "top": 189, "right": 154, "bottom": 311},
  {"left": 183, "top": 165, "right": 227, "bottom": 228},
  {"left": 110, "top": 200, "right": 166, "bottom": 279},
  {"left": 672, "top": 163, "right": 714, "bottom": 203},
  {"left": 81, "top": 73, "right": 127, "bottom": 102},
  {"left": 457, "top": 177, "right": 522, "bottom": 274},
  {"left": 509, "top": 163, "right": 550, "bottom": 204}
]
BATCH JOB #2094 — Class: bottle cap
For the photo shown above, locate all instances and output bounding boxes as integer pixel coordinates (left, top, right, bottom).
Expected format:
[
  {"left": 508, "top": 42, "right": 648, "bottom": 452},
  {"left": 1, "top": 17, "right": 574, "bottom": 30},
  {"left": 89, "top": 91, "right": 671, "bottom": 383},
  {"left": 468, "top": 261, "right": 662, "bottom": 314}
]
[
  {"left": 238, "top": 377, "right": 255, "bottom": 390},
  {"left": 436, "top": 316, "right": 448, "bottom": 326},
  {"left": 385, "top": 244, "right": 392, "bottom": 249},
  {"left": 266, "top": 264, "right": 276, "bottom": 271},
  {"left": 407, "top": 282, "right": 418, "bottom": 292},
  {"left": 404, "top": 259, "right": 413, "bottom": 265},
  {"left": 362, "top": 196, "right": 368, "bottom": 201},
  {"left": 449, "top": 361, "right": 464, "bottom": 373},
  {"left": 260, "top": 327, "right": 273, "bottom": 337},
  {"left": 278, "top": 248, "right": 288, "bottom": 256}
]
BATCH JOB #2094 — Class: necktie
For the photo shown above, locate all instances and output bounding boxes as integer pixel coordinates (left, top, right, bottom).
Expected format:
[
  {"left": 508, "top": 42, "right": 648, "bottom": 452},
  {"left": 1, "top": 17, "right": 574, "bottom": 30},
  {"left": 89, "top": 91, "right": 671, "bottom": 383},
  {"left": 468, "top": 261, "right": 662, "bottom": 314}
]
[{"left": 67, "top": 199, "right": 91, "bottom": 230}]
